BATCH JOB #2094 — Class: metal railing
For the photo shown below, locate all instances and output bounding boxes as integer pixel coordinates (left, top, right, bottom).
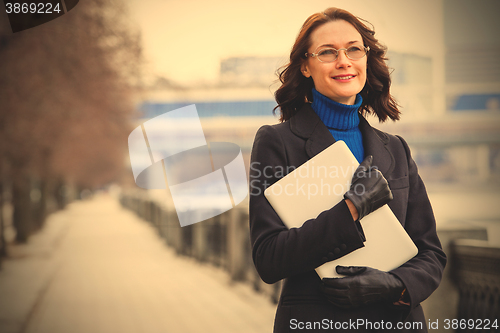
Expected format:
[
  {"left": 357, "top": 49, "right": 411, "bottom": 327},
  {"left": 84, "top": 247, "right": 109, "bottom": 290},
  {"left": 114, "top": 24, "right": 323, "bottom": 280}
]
[
  {"left": 119, "top": 190, "right": 500, "bottom": 320},
  {"left": 450, "top": 240, "right": 500, "bottom": 332}
]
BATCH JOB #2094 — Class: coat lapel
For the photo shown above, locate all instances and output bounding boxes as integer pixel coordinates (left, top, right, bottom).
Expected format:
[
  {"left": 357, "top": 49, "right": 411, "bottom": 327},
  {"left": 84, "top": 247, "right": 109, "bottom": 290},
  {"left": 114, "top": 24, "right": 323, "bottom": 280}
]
[
  {"left": 290, "top": 104, "right": 336, "bottom": 159},
  {"left": 358, "top": 115, "right": 395, "bottom": 177},
  {"left": 290, "top": 104, "right": 395, "bottom": 177}
]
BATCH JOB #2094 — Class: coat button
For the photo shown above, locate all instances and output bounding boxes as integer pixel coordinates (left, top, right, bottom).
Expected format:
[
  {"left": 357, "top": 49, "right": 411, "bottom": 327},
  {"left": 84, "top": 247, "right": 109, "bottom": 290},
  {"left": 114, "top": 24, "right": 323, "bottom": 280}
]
[
  {"left": 322, "top": 256, "right": 328, "bottom": 262},
  {"left": 340, "top": 244, "right": 347, "bottom": 250},
  {"left": 327, "top": 252, "right": 335, "bottom": 260},
  {"left": 334, "top": 248, "right": 341, "bottom": 254}
]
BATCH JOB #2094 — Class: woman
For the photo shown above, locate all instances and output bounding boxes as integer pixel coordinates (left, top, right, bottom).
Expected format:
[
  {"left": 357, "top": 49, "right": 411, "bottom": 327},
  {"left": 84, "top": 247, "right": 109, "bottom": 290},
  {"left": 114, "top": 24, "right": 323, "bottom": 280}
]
[{"left": 249, "top": 7, "right": 446, "bottom": 332}]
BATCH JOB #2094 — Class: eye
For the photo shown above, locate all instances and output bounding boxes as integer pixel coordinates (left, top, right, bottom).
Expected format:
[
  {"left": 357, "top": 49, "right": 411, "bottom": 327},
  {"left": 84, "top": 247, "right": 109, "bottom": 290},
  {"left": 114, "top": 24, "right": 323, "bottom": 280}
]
[
  {"left": 347, "top": 45, "right": 366, "bottom": 59},
  {"left": 347, "top": 46, "right": 363, "bottom": 52},
  {"left": 318, "top": 48, "right": 336, "bottom": 56}
]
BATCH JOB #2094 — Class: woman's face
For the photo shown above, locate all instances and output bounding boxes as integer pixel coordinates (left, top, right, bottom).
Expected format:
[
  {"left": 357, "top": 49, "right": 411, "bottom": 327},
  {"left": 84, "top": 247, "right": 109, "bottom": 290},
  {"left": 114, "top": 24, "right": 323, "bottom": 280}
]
[{"left": 301, "top": 20, "right": 367, "bottom": 105}]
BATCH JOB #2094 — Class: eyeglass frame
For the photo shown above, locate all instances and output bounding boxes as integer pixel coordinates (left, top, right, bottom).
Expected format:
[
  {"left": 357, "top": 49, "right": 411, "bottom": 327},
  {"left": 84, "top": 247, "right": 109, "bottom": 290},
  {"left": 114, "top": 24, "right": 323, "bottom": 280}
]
[{"left": 305, "top": 45, "right": 370, "bottom": 62}]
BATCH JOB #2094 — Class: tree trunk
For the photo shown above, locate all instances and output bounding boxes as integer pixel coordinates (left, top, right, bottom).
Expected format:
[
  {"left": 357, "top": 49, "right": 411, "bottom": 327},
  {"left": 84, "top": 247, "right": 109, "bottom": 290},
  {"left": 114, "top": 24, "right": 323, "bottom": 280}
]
[
  {"left": 0, "top": 180, "right": 6, "bottom": 261},
  {"left": 12, "top": 174, "right": 32, "bottom": 243},
  {"left": 55, "top": 178, "right": 67, "bottom": 210},
  {"left": 32, "top": 177, "right": 49, "bottom": 230}
]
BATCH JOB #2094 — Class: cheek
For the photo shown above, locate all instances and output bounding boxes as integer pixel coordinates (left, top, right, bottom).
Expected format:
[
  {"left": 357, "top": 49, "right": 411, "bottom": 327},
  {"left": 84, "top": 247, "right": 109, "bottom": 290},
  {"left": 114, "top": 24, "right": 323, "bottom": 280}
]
[
  {"left": 360, "top": 61, "right": 367, "bottom": 73},
  {"left": 312, "top": 65, "right": 333, "bottom": 80},
  {"left": 361, "top": 68, "right": 367, "bottom": 80},
  {"left": 309, "top": 67, "right": 326, "bottom": 83},
  {"left": 359, "top": 63, "right": 368, "bottom": 81}
]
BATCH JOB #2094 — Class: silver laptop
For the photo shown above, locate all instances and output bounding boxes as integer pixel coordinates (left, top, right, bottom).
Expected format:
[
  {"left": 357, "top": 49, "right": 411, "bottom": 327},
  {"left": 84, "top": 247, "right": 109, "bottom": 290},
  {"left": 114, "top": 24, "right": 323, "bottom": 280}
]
[{"left": 264, "top": 141, "right": 417, "bottom": 278}]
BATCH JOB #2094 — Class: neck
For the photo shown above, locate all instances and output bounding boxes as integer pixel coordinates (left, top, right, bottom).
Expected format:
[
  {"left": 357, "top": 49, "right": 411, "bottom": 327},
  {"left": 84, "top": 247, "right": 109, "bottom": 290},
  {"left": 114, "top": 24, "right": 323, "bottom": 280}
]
[{"left": 311, "top": 88, "right": 362, "bottom": 131}]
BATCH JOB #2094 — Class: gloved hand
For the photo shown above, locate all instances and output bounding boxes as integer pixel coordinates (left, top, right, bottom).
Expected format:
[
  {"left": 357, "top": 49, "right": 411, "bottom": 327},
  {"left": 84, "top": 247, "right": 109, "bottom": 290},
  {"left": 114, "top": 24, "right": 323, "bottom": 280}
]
[
  {"left": 344, "top": 155, "right": 393, "bottom": 220},
  {"left": 321, "top": 266, "right": 405, "bottom": 309}
]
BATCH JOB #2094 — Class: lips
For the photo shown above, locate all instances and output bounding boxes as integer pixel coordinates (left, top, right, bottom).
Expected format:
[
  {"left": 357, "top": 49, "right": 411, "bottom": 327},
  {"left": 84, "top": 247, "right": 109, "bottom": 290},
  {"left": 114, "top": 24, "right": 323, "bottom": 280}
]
[{"left": 333, "top": 75, "right": 356, "bottom": 80}]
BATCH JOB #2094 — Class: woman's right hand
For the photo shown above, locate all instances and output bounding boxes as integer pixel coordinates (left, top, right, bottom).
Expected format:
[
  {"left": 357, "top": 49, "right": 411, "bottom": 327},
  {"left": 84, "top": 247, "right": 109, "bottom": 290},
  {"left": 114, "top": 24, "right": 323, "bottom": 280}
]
[{"left": 344, "top": 155, "right": 393, "bottom": 220}]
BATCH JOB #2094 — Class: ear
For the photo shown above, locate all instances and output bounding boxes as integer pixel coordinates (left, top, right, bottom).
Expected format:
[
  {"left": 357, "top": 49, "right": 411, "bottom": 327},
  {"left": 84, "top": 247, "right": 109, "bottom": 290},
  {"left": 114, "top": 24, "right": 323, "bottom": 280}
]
[{"left": 301, "top": 61, "right": 311, "bottom": 78}]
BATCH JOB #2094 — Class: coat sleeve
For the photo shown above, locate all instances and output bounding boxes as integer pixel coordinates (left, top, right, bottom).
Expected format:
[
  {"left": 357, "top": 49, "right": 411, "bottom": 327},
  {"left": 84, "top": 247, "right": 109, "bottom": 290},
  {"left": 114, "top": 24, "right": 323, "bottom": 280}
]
[
  {"left": 390, "top": 136, "right": 447, "bottom": 315},
  {"left": 249, "top": 125, "right": 365, "bottom": 284}
]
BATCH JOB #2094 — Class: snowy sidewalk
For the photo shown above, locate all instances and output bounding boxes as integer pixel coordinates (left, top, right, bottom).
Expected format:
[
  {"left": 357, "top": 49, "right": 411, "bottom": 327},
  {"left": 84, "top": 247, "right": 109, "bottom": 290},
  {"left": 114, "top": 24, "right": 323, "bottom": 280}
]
[{"left": 0, "top": 194, "right": 275, "bottom": 333}]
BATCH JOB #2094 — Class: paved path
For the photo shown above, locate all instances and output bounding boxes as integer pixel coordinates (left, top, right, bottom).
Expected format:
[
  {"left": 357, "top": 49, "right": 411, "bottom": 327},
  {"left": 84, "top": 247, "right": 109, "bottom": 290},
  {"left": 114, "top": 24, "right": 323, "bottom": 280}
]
[{"left": 0, "top": 194, "right": 276, "bottom": 333}]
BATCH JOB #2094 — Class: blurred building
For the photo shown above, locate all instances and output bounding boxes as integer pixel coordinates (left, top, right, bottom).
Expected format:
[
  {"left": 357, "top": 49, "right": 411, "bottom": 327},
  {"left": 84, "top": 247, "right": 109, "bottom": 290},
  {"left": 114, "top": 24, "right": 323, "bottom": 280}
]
[
  {"left": 136, "top": 99, "right": 277, "bottom": 170},
  {"left": 443, "top": 0, "right": 500, "bottom": 111},
  {"left": 387, "top": 52, "right": 434, "bottom": 118},
  {"left": 376, "top": 0, "right": 500, "bottom": 187},
  {"left": 219, "top": 56, "right": 285, "bottom": 87}
]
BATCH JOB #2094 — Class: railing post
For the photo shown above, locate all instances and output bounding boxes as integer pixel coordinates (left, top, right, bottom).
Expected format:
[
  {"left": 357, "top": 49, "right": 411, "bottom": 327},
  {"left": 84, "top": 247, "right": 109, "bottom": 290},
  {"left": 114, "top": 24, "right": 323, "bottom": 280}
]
[{"left": 451, "top": 239, "right": 500, "bottom": 326}]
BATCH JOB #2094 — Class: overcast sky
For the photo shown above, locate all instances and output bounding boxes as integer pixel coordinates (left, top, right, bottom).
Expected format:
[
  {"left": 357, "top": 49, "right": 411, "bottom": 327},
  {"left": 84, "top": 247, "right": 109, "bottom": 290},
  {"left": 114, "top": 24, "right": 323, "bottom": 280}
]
[{"left": 125, "top": 0, "right": 444, "bottom": 85}]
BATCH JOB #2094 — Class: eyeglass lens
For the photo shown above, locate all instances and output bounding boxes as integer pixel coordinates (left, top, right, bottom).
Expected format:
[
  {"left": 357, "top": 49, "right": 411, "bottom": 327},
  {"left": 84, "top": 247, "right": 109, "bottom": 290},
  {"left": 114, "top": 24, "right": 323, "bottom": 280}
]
[{"left": 317, "top": 46, "right": 366, "bottom": 62}]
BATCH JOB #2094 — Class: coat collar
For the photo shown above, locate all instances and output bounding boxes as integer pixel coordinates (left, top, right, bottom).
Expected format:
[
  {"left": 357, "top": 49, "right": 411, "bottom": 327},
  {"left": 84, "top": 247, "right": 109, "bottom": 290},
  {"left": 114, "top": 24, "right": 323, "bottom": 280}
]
[{"left": 289, "top": 103, "right": 395, "bottom": 176}]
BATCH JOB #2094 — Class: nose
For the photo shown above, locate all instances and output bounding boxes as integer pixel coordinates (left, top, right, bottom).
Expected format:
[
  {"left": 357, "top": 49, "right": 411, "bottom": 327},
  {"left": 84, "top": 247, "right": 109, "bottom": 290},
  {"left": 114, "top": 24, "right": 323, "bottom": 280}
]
[{"left": 335, "top": 49, "right": 352, "bottom": 68}]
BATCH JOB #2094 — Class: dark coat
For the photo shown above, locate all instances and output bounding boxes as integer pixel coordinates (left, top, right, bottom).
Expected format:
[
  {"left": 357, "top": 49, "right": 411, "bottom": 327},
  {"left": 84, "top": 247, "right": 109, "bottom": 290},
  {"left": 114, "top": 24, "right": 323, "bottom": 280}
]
[{"left": 249, "top": 104, "right": 447, "bottom": 332}]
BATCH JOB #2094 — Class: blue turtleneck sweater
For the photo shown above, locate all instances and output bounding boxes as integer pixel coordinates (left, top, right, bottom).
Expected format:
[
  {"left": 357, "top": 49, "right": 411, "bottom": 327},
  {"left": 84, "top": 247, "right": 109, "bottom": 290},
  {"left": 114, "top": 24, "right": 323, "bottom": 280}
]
[{"left": 311, "top": 88, "right": 364, "bottom": 163}]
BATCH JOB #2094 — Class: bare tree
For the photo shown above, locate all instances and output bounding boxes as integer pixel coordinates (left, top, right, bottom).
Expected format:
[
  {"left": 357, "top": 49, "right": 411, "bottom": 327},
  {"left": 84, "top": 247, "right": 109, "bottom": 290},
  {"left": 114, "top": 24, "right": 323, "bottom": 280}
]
[{"left": 0, "top": 0, "right": 142, "bottom": 246}]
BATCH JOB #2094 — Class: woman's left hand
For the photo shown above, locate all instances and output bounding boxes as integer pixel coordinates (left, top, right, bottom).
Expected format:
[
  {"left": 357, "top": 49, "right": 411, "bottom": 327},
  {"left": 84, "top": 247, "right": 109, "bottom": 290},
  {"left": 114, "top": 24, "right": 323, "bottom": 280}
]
[{"left": 321, "top": 266, "right": 405, "bottom": 309}]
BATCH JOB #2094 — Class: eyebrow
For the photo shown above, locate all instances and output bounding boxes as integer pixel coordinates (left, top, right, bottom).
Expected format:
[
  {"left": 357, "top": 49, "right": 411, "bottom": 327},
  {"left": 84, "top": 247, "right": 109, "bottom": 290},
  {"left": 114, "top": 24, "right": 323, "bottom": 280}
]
[{"left": 318, "top": 41, "right": 361, "bottom": 48}]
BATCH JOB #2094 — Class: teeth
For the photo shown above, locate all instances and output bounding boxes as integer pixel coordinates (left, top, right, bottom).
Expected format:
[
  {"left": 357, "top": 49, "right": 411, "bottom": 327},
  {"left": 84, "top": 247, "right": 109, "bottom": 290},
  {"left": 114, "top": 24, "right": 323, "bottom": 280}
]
[{"left": 335, "top": 75, "right": 354, "bottom": 80}]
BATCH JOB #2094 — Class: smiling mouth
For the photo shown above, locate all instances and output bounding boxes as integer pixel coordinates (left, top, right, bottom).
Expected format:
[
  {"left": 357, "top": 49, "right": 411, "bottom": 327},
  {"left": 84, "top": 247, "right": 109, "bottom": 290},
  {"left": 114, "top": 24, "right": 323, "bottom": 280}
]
[{"left": 333, "top": 75, "right": 355, "bottom": 80}]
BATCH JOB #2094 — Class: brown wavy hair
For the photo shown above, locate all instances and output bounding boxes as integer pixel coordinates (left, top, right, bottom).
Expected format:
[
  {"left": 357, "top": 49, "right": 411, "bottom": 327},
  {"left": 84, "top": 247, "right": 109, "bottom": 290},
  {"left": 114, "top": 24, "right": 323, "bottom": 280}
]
[{"left": 274, "top": 7, "right": 400, "bottom": 122}]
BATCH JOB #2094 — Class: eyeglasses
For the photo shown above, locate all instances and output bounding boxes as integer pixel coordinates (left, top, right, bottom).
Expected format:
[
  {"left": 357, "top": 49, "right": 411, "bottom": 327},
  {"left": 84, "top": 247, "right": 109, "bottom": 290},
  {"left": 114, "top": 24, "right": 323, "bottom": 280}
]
[{"left": 305, "top": 45, "right": 370, "bottom": 62}]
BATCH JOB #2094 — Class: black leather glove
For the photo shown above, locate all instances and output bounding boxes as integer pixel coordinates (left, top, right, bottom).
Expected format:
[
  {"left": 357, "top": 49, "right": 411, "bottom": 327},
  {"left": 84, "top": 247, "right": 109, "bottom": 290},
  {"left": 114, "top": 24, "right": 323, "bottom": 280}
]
[
  {"left": 344, "top": 155, "right": 393, "bottom": 220},
  {"left": 321, "top": 266, "right": 405, "bottom": 309}
]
